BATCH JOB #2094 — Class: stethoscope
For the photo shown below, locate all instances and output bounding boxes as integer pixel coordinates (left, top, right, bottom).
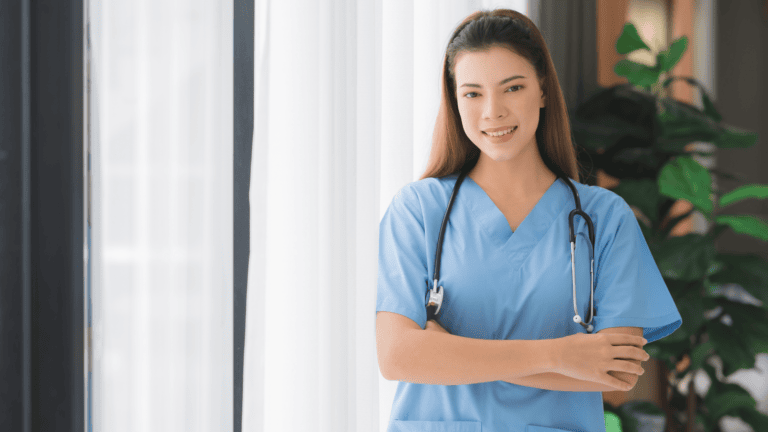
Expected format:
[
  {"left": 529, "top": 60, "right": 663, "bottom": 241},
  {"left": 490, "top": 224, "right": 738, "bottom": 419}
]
[{"left": 425, "top": 163, "right": 597, "bottom": 333}]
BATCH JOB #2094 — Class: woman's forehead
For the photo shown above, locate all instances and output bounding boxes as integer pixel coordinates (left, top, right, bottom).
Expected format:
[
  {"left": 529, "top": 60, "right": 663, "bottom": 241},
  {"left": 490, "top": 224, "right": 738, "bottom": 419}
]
[{"left": 454, "top": 48, "right": 537, "bottom": 86}]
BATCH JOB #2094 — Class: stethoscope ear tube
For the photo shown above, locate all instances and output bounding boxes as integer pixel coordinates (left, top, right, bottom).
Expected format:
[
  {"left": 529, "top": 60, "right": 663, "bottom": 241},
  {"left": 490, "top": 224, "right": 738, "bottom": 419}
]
[
  {"left": 563, "top": 177, "right": 595, "bottom": 246},
  {"left": 433, "top": 167, "right": 471, "bottom": 283},
  {"left": 426, "top": 165, "right": 471, "bottom": 323}
]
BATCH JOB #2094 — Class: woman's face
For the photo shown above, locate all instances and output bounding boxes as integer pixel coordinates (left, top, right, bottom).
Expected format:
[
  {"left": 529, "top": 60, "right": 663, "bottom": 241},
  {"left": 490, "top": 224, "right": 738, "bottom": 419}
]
[{"left": 453, "top": 46, "right": 546, "bottom": 164}]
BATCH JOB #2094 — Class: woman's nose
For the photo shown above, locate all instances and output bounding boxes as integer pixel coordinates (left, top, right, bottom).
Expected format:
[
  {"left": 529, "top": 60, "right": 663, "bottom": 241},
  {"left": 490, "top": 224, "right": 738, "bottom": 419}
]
[{"left": 483, "top": 96, "right": 508, "bottom": 118}]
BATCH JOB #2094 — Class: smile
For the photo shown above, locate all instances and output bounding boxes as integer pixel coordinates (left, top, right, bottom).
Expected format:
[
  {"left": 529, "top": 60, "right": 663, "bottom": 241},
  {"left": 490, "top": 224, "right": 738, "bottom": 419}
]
[{"left": 483, "top": 126, "right": 517, "bottom": 137}]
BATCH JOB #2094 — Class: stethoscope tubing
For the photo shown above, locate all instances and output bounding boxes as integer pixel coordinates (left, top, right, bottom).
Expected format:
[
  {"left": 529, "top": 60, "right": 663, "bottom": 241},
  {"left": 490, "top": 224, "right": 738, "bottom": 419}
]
[{"left": 426, "top": 164, "right": 597, "bottom": 333}]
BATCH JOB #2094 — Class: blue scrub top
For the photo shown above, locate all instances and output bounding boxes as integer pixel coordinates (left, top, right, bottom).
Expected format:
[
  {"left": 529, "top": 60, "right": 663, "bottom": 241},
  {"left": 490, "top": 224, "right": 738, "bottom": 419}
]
[{"left": 376, "top": 172, "right": 683, "bottom": 432}]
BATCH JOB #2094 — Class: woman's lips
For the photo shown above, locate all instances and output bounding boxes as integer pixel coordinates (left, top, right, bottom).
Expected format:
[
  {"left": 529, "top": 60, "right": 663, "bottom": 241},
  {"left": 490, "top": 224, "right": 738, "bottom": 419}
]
[
  {"left": 483, "top": 126, "right": 517, "bottom": 140},
  {"left": 483, "top": 125, "right": 517, "bottom": 135}
]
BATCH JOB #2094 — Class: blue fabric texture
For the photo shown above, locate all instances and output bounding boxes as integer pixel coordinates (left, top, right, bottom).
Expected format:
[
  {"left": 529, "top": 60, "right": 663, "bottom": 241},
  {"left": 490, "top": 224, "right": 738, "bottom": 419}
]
[{"left": 376, "top": 173, "right": 683, "bottom": 432}]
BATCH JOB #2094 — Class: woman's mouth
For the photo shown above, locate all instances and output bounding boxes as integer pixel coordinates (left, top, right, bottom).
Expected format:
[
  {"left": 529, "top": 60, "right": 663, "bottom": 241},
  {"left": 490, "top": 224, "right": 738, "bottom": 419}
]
[{"left": 483, "top": 126, "right": 518, "bottom": 141}]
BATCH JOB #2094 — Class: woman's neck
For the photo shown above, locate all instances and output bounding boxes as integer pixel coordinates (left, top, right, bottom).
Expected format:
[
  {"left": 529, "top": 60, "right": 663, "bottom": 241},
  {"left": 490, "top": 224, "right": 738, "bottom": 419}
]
[{"left": 467, "top": 149, "right": 557, "bottom": 201}]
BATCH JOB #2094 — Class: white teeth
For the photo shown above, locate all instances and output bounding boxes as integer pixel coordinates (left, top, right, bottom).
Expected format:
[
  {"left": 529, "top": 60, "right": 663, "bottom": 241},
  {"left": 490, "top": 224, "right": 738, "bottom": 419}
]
[{"left": 485, "top": 126, "right": 517, "bottom": 137}]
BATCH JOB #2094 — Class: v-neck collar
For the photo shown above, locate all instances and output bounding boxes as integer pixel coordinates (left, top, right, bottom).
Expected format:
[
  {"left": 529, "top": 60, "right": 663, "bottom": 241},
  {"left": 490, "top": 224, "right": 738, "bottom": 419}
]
[{"left": 458, "top": 173, "right": 571, "bottom": 250}]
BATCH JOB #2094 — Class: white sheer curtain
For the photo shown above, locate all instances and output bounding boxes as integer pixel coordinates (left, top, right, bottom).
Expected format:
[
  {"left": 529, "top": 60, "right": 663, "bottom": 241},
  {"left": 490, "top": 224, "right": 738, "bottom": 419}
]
[
  {"left": 243, "top": 1, "right": 529, "bottom": 431},
  {"left": 87, "top": 0, "right": 233, "bottom": 431}
]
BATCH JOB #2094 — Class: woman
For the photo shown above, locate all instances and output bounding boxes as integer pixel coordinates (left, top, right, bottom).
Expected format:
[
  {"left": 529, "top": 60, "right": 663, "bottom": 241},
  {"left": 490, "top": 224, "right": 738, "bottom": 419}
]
[{"left": 375, "top": 8, "right": 682, "bottom": 432}]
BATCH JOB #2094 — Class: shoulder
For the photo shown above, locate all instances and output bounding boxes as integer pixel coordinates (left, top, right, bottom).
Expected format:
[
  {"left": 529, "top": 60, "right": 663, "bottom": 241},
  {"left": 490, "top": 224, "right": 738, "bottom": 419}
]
[
  {"left": 394, "top": 173, "right": 459, "bottom": 213},
  {"left": 385, "top": 173, "right": 459, "bottom": 231},
  {"left": 566, "top": 180, "right": 639, "bottom": 245},
  {"left": 570, "top": 180, "right": 633, "bottom": 220}
]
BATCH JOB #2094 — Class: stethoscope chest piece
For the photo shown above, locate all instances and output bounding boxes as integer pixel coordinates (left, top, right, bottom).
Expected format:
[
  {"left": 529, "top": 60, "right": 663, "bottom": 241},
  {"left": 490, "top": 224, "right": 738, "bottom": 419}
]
[{"left": 426, "top": 279, "right": 443, "bottom": 321}]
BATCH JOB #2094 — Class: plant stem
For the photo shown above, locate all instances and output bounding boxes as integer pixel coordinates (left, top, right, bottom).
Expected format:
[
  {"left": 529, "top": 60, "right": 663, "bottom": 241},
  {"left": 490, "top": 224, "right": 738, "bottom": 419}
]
[{"left": 686, "top": 377, "right": 697, "bottom": 432}]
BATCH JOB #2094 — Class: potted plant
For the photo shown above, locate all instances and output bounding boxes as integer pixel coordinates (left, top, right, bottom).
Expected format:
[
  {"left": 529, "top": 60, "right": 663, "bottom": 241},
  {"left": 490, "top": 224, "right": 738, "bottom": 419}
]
[{"left": 571, "top": 23, "right": 768, "bottom": 432}]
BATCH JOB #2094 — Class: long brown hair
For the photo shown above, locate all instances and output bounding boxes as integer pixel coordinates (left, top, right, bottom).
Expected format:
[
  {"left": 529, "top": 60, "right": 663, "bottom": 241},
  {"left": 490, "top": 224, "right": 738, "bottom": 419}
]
[{"left": 419, "top": 8, "right": 581, "bottom": 182}]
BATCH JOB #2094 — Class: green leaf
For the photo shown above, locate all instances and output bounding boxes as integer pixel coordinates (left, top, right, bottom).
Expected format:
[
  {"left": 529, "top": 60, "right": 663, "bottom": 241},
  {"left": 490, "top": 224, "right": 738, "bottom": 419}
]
[
  {"left": 657, "top": 36, "right": 688, "bottom": 73},
  {"left": 707, "top": 320, "right": 757, "bottom": 375},
  {"left": 615, "top": 23, "right": 651, "bottom": 54},
  {"left": 720, "top": 300, "right": 768, "bottom": 353},
  {"left": 612, "top": 178, "right": 659, "bottom": 225},
  {"left": 644, "top": 335, "right": 690, "bottom": 363},
  {"left": 751, "top": 337, "right": 768, "bottom": 355},
  {"left": 614, "top": 59, "right": 661, "bottom": 88},
  {"left": 706, "top": 259, "right": 725, "bottom": 277},
  {"left": 704, "top": 382, "right": 756, "bottom": 420},
  {"left": 700, "top": 87, "right": 722, "bottom": 123},
  {"left": 654, "top": 52, "right": 667, "bottom": 75},
  {"left": 570, "top": 84, "right": 658, "bottom": 152},
  {"left": 661, "top": 76, "right": 722, "bottom": 122},
  {"left": 674, "top": 287, "right": 708, "bottom": 335},
  {"left": 658, "top": 156, "right": 713, "bottom": 215},
  {"left": 733, "top": 407, "right": 768, "bottom": 432},
  {"left": 713, "top": 124, "right": 759, "bottom": 148},
  {"left": 719, "top": 184, "right": 768, "bottom": 207},
  {"left": 715, "top": 215, "right": 768, "bottom": 241},
  {"left": 604, "top": 412, "right": 622, "bottom": 432},
  {"left": 652, "top": 233, "right": 715, "bottom": 281},
  {"left": 709, "top": 254, "right": 768, "bottom": 306},
  {"left": 665, "top": 278, "right": 693, "bottom": 303},
  {"left": 702, "top": 363, "right": 721, "bottom": 393},
  {"left": 570, "top": 115, "right": 649, "bottom": 152},
  {"left": 655, "top": 99, "right": 722, "bottom": 152},
  {"left": 690, "top": 340, "right": 714, "bottom": 370}
]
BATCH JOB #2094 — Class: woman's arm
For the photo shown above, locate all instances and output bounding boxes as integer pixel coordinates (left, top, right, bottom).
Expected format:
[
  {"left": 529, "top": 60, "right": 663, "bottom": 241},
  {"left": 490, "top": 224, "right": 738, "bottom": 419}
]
[
  {"left": 424, "top": 320, "right": 635, "bottom": 392},
  {"left": 501, "top": 372, "right": 628, "bottom": 392}
]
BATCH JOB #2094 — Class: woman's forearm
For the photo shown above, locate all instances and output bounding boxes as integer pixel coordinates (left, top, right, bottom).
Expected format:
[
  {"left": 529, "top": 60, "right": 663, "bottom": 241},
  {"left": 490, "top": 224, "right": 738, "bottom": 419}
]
[
  {"left": 423, "top": 320, "right": 635, "bottom": 392},
  {"left": 502, "top": 371, "right": 629, "bottom": 392}
]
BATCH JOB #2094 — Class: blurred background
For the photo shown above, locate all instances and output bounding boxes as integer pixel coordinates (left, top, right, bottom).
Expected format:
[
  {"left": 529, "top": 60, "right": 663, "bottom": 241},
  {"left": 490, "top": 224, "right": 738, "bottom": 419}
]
[{"left": 1, "top": 0, "right": 766, "bottom": 431}]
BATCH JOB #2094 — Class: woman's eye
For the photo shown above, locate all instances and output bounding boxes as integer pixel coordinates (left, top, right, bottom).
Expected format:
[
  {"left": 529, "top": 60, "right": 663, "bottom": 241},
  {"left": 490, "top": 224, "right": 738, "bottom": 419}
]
[{"left": 463, "top": 85, "right": 523, "bottom": 99}]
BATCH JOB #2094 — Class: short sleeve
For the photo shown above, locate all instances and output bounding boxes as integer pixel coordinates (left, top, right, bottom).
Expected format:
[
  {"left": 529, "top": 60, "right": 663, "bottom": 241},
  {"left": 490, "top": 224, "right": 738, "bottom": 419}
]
[
  {"left": 376, "top": 184, "right": 430, "bottom": 330},
  {"left": 591, "top": 198, "right": 683, "bottom": 343}
]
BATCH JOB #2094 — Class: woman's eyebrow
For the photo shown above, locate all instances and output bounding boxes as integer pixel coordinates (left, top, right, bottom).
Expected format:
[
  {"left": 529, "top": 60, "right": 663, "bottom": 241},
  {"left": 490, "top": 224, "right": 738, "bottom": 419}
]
[{"left": 459, "top": 75, "right": 525, "bottom": 88}]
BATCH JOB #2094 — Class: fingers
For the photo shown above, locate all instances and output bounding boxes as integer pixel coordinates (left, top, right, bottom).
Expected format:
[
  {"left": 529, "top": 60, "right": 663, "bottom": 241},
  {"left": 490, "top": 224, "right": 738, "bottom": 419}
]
[
  {"left": 609, "top": 377, "right": 634, "bottom": 391},
  {"left": 617, "top": 345, "right": 651, "bottom": 362},
  {"left": 609, "top": 334, "right": 647, "bottom": 348},
  {"left": 612, "top": 358, "right": 644, "bottom": 375},
  {"left": 630, "top": 336, "right": 647, "bottom": 347}
]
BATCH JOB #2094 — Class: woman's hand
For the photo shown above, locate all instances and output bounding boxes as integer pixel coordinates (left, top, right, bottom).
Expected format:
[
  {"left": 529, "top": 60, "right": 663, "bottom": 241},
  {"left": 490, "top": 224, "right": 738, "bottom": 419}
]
[
  {"left": 550, "top": 332, "right": 649, "bottom": 391},
  {"left": 425, "top": 319, "right": 450, "bottom": 334}
]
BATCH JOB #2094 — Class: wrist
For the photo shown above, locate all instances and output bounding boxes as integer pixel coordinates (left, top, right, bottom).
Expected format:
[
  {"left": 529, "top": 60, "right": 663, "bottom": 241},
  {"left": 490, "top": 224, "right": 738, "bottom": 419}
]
[{"left": 543, "top": 338, "right": 561, "bottom": 373}]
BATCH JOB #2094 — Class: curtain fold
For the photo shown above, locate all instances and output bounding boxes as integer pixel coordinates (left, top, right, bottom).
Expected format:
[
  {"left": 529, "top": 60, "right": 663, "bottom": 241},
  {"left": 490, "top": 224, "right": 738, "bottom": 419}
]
[
  {"left": 244, "top": 1, "right": 528, "bottom": 431},
  {"left": 88, "top": 0, "right": 233, "bottom": 430}
]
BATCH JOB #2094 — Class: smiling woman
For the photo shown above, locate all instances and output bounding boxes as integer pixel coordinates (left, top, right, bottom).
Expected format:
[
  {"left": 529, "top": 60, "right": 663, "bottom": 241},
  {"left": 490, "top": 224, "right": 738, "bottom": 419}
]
[
  {"left": 375, "top": 7, "right": 682, "bottom": 432},
  {"left": 453, "top": 46, "right": 546, "bottom": 189},
  {"left": 452, "top": 45, "right": 554, "bottom": 210}
]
